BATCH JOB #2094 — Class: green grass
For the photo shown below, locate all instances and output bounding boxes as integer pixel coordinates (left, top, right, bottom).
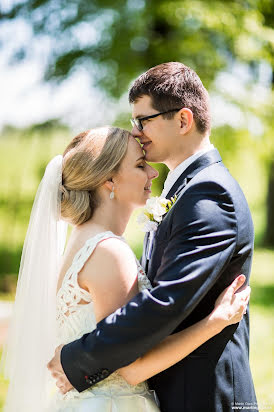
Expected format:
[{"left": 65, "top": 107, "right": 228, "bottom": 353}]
[
  {"left": 250, "top": 307, "right": 274, "bottom": 410},
  {"left": 249, "top": 249, "right": 274, "bottom": 410}
]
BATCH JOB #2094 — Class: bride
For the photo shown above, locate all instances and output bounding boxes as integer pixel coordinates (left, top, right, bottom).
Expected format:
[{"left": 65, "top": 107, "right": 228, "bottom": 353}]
[{"left": 2, "top": 126, "right": 250, "bottom": 411}]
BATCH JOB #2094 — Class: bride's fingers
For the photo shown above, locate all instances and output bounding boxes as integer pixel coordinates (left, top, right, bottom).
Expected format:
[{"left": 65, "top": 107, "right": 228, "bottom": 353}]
[
  {"left": 233, "top": 288, "right": 251, "bottom": 320},
  {"left": 231, "top": 303, "right": 247, "bottom": 323},
  {"left": 231, "top": 275, "right": 246, "bottom": 294},
  {"left": 236, "top": 286, "right": 251, "bottom": 303},
  {"left": 233, "top": 287, "right": 250, "bottom": 309},
  {"left": 215, "top": 275, "right": 246, "bottom": 308},
  {"left": 223, "top": 275, "right": 246, "bottom": 302},
  {"left": 242, "top": 287, "right": 251, "bottom": 314}
]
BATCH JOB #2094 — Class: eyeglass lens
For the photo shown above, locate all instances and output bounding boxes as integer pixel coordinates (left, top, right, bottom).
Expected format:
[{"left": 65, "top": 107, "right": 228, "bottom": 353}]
[{"left": 131, "top": 118, "right": 142, "bottom": 131}]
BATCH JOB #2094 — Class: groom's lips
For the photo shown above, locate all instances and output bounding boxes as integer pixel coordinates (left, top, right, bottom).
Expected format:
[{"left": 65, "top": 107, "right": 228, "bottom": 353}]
[{"left": 141, "top": 141, "right": 151, "bottom": 150}]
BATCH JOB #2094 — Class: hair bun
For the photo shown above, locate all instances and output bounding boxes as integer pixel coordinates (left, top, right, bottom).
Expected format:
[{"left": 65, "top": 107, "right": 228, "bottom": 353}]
[
  {"left": 60, "top": 184, "right": 69, "bottom": 200},
  {"left": 61, "top": 186, "right": 92, "bottom": 225}
]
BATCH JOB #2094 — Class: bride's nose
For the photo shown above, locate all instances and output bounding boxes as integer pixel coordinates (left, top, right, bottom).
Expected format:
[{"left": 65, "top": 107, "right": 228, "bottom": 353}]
[{"left": 147, "top": 165, "right": 159, "bottom": 180}]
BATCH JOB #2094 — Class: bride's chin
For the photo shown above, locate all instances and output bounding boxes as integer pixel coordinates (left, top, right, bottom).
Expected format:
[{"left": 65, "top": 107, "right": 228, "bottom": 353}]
[
  {"left": 135, "top": 192, "right": 151, "bottom": 208},
  {"left": 144, "top": 193, "right": 151, "bottom": 201},
  {"left": 140, "top": 197, "right": 148, "bottom": 207}
]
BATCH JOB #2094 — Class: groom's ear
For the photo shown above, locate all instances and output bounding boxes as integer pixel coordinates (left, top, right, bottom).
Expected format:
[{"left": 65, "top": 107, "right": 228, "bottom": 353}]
[{"left": 178, "top": 108, "right": 193, "bottom": 135}]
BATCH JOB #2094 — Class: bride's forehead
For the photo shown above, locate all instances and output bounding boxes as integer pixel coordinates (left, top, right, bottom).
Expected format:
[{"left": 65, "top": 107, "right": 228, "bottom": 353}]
[{"left": 126, "top": 136, "right": 143, "bottom": 157}]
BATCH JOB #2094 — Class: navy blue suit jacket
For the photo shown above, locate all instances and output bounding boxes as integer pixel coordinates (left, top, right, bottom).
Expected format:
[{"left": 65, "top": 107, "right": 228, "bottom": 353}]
[{"left": 61, "top": 149, "right": 257, "bottom": 411}]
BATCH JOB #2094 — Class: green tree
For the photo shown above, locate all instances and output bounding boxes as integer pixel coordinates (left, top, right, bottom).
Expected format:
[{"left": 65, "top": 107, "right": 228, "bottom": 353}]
[
  {"left": 1, "top": 0, "right": 274, "bottom": 243},
  {"left": 1, "top": 1, "right": 273, "bottom": 95}
]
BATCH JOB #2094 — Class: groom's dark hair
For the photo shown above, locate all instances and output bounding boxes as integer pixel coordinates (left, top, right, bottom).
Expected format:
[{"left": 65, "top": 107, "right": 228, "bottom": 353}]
[{"left": 129, "top": 62, "right": 210, "bottom": 134}]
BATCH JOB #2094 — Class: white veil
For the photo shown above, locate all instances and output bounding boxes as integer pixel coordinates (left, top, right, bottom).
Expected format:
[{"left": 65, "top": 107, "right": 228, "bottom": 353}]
[{"left": 1, "top": 155, "right": 68, "bottom": 411}]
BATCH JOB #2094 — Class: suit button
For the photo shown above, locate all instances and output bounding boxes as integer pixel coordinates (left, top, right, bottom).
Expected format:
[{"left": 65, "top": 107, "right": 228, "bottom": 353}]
[{"left": 101, "top": 369, "right": 109, "bottom": 378}]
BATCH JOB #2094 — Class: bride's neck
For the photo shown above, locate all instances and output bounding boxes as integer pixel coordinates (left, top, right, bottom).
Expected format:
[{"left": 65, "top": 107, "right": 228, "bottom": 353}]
[{"left": 83, "top": 199, "right": 133, "bottom": 237}]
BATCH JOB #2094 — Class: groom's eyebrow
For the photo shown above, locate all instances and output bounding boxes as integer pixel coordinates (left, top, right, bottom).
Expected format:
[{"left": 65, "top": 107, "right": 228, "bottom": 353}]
[{"left": 134, "top": 113, "right": 148, "bottom": 119}]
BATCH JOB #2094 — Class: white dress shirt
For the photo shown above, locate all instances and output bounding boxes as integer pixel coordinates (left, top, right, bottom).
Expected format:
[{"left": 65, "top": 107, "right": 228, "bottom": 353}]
[{"left": 161, "top": 144, "right": 215, "bottom": 198}]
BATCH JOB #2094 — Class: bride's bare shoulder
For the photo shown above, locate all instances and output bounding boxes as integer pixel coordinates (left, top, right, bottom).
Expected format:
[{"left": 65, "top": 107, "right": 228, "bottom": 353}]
[
  {"left": 79, "top": 236, "right": 137, "bottom": 286},
  {"left": 79, "top": 237, "right": 139, "bottom": 320}
]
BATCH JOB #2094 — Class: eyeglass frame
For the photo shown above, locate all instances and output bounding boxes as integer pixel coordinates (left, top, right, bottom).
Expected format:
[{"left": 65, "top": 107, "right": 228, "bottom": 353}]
[{"left": 130, "top": 108, "right": 182, "bottom": 131}]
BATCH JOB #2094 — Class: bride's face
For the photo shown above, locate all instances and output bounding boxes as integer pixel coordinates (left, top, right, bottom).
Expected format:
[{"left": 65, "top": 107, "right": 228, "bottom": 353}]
[{"left": 113, "top": 136, "right": 158, "bottom": 207}]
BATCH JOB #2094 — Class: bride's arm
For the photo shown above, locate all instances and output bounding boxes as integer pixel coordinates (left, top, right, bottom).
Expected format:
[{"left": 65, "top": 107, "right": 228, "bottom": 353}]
[
  {"left": 118, "top": 275, "right": 250, "bottom": 385},
  {"left": 78, "top": 237, "right": 142, "bottom": 323},
  {"left": 77, "top": 239, "right": 249, "bottom": 387}
]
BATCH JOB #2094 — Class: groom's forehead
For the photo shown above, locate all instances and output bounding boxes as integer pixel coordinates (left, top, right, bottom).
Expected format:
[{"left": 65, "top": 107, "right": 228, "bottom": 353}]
[{"left": 131, "top": 95, "right": 153, "bottom": 117}]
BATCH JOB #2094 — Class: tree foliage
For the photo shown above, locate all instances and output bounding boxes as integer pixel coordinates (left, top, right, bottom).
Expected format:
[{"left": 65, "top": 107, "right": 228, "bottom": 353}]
[
  {"left": 0, "top": 0, "right": 273, "bottom": 96},
  {"left": 1, "top": 0, "right": 274, "bottom": 244}
]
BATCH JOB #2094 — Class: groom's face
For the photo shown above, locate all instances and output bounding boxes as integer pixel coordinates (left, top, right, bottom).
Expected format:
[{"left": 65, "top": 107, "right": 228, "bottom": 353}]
[{"left": 131, "top": 95, "right": 180, "bottom": 165}]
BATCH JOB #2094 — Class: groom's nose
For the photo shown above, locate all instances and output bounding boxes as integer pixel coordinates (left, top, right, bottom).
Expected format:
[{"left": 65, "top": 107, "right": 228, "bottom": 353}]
[{"left": 131, "top": 124, "right": 143, "bottom": 138}]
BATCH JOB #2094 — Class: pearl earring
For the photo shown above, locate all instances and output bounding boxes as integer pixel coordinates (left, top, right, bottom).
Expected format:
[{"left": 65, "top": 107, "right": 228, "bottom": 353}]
[{"left": 110, "top": 186, "right": 115, "bottom": 200}]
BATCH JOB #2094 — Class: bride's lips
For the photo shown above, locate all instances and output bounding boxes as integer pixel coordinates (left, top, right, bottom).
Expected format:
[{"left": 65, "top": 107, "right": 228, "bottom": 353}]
[{"left": 144, "top": 185, "right": 152, "bottom": 193}]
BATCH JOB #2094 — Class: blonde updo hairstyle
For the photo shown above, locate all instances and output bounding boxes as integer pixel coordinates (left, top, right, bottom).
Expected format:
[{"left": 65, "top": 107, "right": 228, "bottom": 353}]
[{"left": 61, "top": 126, "right": 129, "bottom": 225}]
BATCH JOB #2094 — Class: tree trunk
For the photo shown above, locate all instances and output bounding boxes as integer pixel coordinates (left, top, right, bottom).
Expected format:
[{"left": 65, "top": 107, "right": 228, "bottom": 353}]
[{"left": 265, "top": 160, "right": 274, "bottom": 246}]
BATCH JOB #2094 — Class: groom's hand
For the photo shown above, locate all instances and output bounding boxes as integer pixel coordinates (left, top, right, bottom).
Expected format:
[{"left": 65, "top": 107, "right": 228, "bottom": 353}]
[{"left": 47, "top": 344, "right": 74, "bottom": 394}]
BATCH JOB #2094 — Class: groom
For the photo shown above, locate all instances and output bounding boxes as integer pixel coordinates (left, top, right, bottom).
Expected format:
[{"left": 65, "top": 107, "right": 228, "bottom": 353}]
[{"left": 49, "top": 62, "right": 257, "bottom": 411}]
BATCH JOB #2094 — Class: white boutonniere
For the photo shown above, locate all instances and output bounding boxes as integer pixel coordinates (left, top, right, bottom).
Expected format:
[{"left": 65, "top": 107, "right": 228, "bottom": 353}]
[{"left": 137, "top": 196, "right": 177, "bottom": 232}]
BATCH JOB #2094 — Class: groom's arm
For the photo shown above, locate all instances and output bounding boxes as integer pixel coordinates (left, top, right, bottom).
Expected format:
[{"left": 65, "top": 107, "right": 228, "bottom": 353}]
[{"left": 61, "top": 181, "right": 239, "bottom": 392}]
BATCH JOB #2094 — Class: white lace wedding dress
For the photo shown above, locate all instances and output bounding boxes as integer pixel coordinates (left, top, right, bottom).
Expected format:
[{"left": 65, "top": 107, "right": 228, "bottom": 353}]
[{"left": 47, "top": 231, "right": 160, "bottom": 412}]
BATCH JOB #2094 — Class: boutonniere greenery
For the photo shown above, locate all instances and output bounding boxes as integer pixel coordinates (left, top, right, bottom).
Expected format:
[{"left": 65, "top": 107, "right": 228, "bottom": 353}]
[{"left": 137, "top": 196, "right": 177, "bottom": 232}]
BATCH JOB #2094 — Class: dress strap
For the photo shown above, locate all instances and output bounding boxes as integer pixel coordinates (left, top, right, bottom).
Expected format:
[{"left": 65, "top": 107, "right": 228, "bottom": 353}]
[
  {"left": 57, "top": 231, "right": 123, "bottom": 305},
  {"left": 69, "top": 231, "right": 123, "bottom": 276}
]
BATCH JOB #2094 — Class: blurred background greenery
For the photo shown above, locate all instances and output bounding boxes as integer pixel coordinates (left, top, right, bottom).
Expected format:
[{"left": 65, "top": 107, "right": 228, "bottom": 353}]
[{"left": 0, "top": 0, "right": 273, "bottom": 410}]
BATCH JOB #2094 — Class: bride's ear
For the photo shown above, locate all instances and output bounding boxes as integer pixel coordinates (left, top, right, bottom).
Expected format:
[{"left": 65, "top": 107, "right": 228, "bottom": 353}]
[{"left": 104, "top": 178, "right": 114, "bottom": 192}]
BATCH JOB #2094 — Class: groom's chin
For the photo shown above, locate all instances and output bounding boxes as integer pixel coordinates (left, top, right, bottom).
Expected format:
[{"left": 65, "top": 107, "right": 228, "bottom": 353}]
[{"left": 144, "top": 152, "right": 155, "bottom": 162}]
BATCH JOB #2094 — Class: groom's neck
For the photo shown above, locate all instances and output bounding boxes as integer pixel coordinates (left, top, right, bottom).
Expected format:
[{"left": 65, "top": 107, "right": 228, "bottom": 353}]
[{"left": 165, "top": 134, "right": 211, "bottom": 171}]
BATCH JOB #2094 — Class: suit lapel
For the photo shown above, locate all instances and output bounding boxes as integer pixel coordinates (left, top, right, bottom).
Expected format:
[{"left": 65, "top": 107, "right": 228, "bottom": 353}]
[
  {"left": 166, "top": 149, "right": 222, "bottom": 200},
  {"left": 144, "top": 149, "right": 222, "bottom": 274}
]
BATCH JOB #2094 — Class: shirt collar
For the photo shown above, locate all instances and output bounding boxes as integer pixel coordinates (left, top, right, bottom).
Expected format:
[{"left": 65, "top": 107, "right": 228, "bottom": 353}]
[{"left": 162, "top": 144, "right": 215, "bottom": 197}]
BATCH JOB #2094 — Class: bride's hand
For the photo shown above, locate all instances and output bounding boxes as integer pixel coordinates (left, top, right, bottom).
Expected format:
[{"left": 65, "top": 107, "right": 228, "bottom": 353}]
[{"left": 209, "top": 275, "right": 251, "bottom": 331}]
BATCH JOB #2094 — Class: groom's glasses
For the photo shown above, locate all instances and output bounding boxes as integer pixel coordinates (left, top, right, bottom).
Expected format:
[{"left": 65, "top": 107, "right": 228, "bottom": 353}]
[{"left": 130, "top": 108, "right": 181, "bottom": 131}]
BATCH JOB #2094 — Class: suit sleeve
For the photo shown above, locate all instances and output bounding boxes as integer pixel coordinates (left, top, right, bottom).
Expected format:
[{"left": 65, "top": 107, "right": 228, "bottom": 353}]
[{"left": 61, "top": 181, "right": 237, "bottom": 392}]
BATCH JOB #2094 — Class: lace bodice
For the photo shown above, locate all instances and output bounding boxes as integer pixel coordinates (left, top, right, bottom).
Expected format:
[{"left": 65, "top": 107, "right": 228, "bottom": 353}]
[{"left": 55, "top": 231, "right": 153, "bottom": 402}]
